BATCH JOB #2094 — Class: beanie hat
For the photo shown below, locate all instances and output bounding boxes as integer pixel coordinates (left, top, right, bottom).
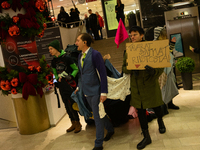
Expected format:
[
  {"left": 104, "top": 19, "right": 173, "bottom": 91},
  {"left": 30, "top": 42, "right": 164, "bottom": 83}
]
[
  {"left": 154, "top": 26, "right": 164, "bottom": 41},
  {"left": 48, "top": 40, "right": 61, "bottom": 52}
]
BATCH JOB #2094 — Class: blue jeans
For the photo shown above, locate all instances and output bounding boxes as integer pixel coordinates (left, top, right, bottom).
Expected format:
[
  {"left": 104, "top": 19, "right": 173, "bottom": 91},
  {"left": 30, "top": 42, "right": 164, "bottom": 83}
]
[{"left": 86, "top": 95, "right": 114, "bottom": 147}]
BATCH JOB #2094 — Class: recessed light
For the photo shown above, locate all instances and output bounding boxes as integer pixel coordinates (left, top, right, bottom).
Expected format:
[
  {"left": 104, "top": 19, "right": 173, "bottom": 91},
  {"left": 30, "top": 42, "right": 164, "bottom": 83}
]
[{"left": 59, "top": 0, "right": 63, "bottom": 1}]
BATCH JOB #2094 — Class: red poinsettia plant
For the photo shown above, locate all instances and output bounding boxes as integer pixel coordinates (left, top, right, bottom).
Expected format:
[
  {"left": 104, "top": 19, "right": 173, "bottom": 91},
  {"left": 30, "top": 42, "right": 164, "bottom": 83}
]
[
  {"left": 0, "top": 0, "right": 50, "bottom": 42},
  {"left": 0, "top": 55, "right": 53, "bottom": 100}
]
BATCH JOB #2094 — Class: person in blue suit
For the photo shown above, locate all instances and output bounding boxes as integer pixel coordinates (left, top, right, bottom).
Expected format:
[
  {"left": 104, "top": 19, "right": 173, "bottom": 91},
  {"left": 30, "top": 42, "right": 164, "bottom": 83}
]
[{"left": 75, "top": 33, "right": 114, "bottom": 150}]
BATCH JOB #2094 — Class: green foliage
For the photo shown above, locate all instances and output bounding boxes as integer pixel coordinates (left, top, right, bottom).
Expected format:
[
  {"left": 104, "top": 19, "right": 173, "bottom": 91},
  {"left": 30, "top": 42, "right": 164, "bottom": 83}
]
[{"left": 176, "top": 57, "right": 195, "bottom": 73}]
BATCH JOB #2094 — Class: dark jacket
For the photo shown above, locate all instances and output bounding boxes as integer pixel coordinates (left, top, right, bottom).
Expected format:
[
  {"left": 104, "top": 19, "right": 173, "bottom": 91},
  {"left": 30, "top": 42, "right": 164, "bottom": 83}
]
[
  {"left": 115, "top": 4, "right": 125, "bottom": 19},
  {"left": 70, "top": 8, "right": 80, "bottom": 22},
  {"left": 89, "top": 13, "right": 98, "bottom": 29},
  {"left": 57, "top": 12, "right": 70, "bottom": 23}
]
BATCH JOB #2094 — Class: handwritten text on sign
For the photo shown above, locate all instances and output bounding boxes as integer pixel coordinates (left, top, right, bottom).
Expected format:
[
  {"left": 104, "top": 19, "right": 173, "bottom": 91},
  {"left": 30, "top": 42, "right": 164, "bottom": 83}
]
[{"left": 126, "top": 40, "right": 171, "bottom": 70}]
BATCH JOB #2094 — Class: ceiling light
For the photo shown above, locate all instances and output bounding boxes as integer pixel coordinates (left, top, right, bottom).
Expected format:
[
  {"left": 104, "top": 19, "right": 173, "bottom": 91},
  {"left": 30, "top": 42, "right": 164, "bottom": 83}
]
[{"left": 59, "top": 0, "right": 63, "bottom": 1}]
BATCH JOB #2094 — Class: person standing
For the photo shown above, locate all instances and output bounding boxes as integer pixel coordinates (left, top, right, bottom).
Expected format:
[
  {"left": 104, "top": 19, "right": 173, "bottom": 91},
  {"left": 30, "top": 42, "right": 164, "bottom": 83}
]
[
  {"left": 75, "top": 33, "right": 114, "bottom": 150},
  {"left": 84, "top": 13, "right": 92, "bottom": 36},
  {"left": 122, "top": 26, "right": 166, "bottom": 149},
  {"left": 95, "top": 12, "right": 104, "bottom": 39},
  {"left": 88, "top": 9, "right": 100, "bottom": 40},
  {"left": 57, "top": 6, "right": 70, "bottom": 28},
  {"left": 115, "top": 0, "right": 125, "bottom": 24},
  {"left": 70, "top": 1, "right": 80, "bottom": 27},
  {"left": 48, "top": 40, "right": 82, "bottom": 133}
]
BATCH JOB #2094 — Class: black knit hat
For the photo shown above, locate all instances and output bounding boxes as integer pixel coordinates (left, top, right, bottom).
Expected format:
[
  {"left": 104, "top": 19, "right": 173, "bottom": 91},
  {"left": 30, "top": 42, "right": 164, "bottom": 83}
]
[{"left": 48, "top": 40, "right": 61, "bottom": 52}]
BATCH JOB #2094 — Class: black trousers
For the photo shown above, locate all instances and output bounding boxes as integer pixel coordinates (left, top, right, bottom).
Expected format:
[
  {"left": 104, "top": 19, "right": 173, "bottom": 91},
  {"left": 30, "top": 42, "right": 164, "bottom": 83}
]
[
  {"left": 58, "top": 79, "right": 79, "bottom": 121},
  {"left": 137, "top": 105, "right": 163, "bottom": 130}
]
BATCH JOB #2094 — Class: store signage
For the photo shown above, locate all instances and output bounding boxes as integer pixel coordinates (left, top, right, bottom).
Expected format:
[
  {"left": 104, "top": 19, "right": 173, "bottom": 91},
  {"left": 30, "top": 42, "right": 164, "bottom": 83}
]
[{"left": 1, "top": 35, "right": 39, "bottom": 70}]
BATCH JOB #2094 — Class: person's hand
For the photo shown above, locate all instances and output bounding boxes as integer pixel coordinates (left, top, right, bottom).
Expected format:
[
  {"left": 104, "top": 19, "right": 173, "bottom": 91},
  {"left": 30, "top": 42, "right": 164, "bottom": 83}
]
[
  {"left": 58, "top": 77, "right": 62, "bottom": 82},
  {"left": 145, "top": 65, "right": 155, "bottom": 75},
  {"left": 171, "top": 37, "right": 176, "bottom": 43},
  {"left": 100, "top": 96, "right": 107, "bottom": 103},
  {"left": 189, "top": 46, "right": 194, "bottom": 52},
  {"left": 74, "top": 89, "right": 79, "bottom": 94}
]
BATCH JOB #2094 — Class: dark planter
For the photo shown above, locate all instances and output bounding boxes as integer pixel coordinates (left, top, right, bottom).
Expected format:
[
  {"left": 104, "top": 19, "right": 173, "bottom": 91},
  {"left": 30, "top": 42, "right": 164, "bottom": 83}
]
[{"left": 181, "top": 72, "right": 193, "bottom": 90}]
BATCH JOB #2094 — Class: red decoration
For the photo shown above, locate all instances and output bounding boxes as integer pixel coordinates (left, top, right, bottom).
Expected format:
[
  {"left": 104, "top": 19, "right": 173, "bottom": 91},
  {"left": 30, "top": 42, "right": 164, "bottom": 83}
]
[
  {"left": 11, "top": 88, "right": 17, "bottom": 94},
  {"left": 8, "top": 25, "right": 20, "bottom": 36},
  {"left": 19, "top": 72, "right": 38, "bottom": 100},
  {"left": 36, "top": 66, "right": 41, "bottom": 72},
  {"left": 10, "top": 78, "right": 19, "bottom": 87},
  {"left": 37, "top": 30, "right": 44, "bottom": 38},
  {"left": 0, "top": 80, "right": 11, "bottom": 91},
  {"left": 1, "top": 1, "right": 11, "bottom": 10},
  {"left": 28, "top": 65, "right": 35, "bottom": 71},
  {"left": 12, "top": 16, "right": 19, "bottom": 23},
  {"left": 35, "top": 0, "right": 45, "bottom": 12},
  {"left": 43, "top": 23, "right": 47, "bottom": 30}
]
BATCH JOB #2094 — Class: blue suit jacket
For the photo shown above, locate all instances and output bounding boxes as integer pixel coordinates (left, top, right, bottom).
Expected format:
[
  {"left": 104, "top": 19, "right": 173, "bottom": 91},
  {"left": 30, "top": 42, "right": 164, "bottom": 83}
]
[{"left": 78, "top": 47, "right": 108, "bottom": 96}]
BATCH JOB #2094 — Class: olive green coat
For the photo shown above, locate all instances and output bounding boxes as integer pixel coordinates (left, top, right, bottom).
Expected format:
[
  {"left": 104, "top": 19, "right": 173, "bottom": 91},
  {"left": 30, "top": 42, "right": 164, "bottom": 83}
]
[{"left": 122, "top": 52, "right": 164, "bottom": 109}]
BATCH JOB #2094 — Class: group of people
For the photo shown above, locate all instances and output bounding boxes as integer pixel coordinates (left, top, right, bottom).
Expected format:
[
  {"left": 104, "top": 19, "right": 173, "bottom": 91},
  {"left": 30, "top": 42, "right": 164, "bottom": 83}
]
[
  {"left": 48, "top": 24, "right": 180, "bottom": 150},
  {"left": 84, "top": 9, "right": 104, "bottom": 40},
  {"left": 57, "top": 4, "right": 80, "bottom": 28}
]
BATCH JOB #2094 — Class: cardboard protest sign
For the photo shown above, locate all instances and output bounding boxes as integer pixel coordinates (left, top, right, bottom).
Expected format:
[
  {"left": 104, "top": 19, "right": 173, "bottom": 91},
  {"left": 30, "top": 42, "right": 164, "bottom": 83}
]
[{"left": 126, "top": 40, "right": 171, "bottom": 70}]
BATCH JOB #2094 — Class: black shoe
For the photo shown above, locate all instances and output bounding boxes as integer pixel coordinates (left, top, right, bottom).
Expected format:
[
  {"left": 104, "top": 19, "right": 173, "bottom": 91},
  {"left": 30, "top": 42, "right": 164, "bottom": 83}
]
[
  {"left": 92, "top": 146, "right": 103, "bottom": 150},
  {"left": 104, "top": 131, "right": 114, "bottom": 141},
  {"left": 137, "top": 129, "right": 152, "bottom": 149},
  {"left": 157, "top": 118, "right": 166, "bottom": 134},
  {"left": 168, "top": 103, "right": 179, "bottom": 110}
]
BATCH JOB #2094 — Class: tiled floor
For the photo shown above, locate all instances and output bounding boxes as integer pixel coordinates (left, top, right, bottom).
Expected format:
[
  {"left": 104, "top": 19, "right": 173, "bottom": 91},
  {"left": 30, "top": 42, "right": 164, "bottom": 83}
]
[{"left": 1, "top": 80, "right": 200, "bottom": 150}]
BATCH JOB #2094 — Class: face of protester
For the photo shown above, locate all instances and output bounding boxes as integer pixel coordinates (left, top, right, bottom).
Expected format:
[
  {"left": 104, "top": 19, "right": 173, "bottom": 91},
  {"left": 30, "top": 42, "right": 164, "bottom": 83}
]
[
  {"left": 49, "top": 46, "right": 58, "bottom": 56},
  {"left": 130, "top": 31, "right": 144, "bottom": 43},
  {"left": 75, "top": 35, "right": 85, "bottom": 51}
]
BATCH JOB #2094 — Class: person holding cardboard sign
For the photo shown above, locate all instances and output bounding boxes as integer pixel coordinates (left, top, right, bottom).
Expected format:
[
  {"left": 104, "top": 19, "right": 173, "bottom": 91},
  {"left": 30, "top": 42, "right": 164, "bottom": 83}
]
[{"left": 122, "top": 26, "right": 165, "bottom": 149}]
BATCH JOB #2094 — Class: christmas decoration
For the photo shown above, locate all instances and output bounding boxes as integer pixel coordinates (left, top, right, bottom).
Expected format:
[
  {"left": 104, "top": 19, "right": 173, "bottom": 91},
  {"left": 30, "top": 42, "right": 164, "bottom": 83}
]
[
  {"left": 12, "top": 16, "right": 19, "bottom": 23},
  {"left": 0, "top": 56, "right": 52, "bottom": 99},
  {"left": 10, "top": 78, "right": 19, "bottom": 87},
  {"left": 35, "top": 0, "right": 45, "bottom": 12},
  {"left": 1, "top": 1, "right": 10, "bottom": 10},
  {"left": 8, "top": 25, "right": 20, "bottom": 36},
  {"left": 0, "top": 0, "right": 50, "bottom": 42}
]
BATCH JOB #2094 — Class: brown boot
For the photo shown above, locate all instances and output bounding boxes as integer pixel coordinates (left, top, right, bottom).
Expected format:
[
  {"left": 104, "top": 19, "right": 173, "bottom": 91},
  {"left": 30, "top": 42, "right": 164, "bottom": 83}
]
[
  {"left": 74, "top": 121, "right": 82, "bottom": 133},
  {"left": 66, "top": 121, "right": 76, "bottom": 132}
]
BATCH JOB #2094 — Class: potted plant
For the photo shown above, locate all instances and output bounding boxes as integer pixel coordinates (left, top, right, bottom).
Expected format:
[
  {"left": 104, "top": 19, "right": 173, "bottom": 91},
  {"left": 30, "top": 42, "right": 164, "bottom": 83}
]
[{"left": 175, "top": 57, "right": 195, "bottom": 90}]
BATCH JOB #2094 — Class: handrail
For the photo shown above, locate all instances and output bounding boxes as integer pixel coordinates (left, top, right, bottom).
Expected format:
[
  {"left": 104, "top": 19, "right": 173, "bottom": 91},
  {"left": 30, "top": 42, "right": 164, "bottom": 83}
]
[{"left": 46, "top": 20, "right": 84, "bottom": 28}]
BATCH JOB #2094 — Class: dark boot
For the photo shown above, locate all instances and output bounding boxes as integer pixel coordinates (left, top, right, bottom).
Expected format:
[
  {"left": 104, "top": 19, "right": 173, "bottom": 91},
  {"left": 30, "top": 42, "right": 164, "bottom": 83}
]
[
  {"left": 137, "top": 129, "right": 152, "bottom": 149},
  {"left": 66, "top": 121, "right": 76, "bottom": 132},
  {"left": 74, "top": 121, "right": 82, "bottom": 133},
  {"left": 157, "top": 118, "right": 166, "bottom": 134},
  {"left": 168, "top": 100, "right": 179, "bottom": 110}
]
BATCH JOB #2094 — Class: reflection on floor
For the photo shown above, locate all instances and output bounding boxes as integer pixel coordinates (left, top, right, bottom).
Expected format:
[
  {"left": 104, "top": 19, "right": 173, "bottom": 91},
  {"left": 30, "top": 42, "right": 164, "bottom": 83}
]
[
  {"left": 1, "top": 83, "right": 200, "bottom": 150},
  {"left": 0, "top": 119, "right": 17, "bottom": 130}
]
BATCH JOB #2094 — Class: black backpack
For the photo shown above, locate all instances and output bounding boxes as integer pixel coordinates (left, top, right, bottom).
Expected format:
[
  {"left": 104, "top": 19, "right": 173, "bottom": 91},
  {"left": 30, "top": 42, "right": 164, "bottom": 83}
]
[{"left": 64, "top": 44, "right": 81, "bottom": 64}]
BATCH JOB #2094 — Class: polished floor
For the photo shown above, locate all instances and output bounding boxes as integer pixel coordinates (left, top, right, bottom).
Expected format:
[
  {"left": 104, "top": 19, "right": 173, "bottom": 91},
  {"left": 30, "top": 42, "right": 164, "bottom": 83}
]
[{"left": 1, "top": 79, "right": 200, "bottom": 150}]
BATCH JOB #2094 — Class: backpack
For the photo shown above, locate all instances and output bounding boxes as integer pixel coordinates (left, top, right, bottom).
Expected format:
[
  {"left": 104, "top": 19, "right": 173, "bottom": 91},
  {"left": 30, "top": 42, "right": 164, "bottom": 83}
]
[{"left": 64, "top": 44, "right": 81, "bottom": 64}]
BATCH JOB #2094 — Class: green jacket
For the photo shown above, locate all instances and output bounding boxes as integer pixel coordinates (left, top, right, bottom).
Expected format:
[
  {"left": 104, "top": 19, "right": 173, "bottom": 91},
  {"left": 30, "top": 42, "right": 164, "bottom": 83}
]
[{"left": 122, "top": 52, "right": 164, "bottom": 109}]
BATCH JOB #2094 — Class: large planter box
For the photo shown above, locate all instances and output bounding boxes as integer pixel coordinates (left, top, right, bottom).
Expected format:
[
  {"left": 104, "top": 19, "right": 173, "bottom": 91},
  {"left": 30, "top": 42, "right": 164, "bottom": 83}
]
[
  {"left": 12, "top": 94, "right": 50, "bottom": 135},
  {"left": 181, "top": 72, "right": 193, "bottom": 90}
]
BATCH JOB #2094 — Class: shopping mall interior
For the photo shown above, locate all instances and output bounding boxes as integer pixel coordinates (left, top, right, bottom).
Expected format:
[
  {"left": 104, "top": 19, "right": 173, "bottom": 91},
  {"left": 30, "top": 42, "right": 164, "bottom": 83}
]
[{"left": 1, "top": 0, "right": 200, "bottom": 150}]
